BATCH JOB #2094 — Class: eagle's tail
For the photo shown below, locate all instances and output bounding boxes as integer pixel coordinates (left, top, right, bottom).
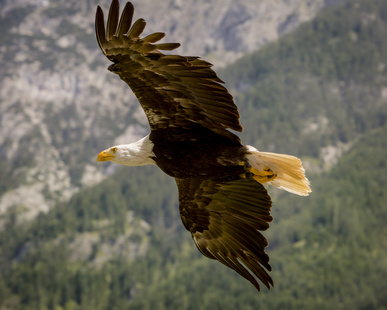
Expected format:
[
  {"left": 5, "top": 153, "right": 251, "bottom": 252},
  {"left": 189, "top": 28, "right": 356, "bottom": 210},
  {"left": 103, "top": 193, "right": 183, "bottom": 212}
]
[{"left": 245, "top": 146, "right": 311, "bottom": 196}]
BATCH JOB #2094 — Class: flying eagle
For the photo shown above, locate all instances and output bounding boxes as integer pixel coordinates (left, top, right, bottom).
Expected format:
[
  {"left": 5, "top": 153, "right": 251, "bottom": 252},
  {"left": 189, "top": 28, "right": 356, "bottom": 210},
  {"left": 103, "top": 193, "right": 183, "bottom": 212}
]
[{"left": 96, "top": 0, "right": 311, "bottom": 291}]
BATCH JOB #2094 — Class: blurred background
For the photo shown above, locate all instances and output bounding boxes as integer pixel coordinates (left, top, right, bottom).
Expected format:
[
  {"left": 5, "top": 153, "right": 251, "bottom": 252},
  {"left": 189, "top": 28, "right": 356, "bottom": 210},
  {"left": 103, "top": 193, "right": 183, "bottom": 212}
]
[{"left": 0, "top": 0, "right": 386, "bottom": 309}]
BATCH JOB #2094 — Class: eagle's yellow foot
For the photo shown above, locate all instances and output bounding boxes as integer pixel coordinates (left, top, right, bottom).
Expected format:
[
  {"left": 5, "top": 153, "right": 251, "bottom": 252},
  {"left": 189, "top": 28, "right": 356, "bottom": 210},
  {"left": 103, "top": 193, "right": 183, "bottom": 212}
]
[{"left": 251, "top": 167, "right": 277, "bottom": 183}]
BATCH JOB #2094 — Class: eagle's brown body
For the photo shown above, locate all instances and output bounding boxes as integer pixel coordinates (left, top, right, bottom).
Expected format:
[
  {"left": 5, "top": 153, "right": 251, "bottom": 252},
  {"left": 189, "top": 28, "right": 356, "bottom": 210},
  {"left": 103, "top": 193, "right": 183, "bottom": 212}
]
[{"left": 150, "top": 128, "right": 247, "bottom": 180}]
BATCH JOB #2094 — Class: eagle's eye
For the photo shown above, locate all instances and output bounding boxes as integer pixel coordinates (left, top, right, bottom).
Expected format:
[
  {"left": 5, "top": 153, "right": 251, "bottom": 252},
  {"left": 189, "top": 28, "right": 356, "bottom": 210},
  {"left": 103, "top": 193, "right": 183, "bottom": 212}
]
[{"left": 111, "top": 147, "right": 118, "bottom": 154}]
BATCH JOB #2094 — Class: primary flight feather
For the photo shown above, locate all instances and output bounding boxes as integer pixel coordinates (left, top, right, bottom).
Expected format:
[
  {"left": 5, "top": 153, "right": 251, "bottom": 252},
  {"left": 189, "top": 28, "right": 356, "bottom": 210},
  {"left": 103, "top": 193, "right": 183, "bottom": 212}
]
[{"left": 96, "top": 0, "right": 311, "bottom": 291}]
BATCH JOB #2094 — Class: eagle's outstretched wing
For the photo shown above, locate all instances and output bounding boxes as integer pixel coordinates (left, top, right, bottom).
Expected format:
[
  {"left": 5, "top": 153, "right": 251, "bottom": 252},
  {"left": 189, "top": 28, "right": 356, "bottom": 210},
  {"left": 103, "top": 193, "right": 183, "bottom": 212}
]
[
  {"left": 95, "top": 0, "right": 243, "bottom": 140},
  {"left": 176, "top": 177, "right": 274, "bottom": 291}
]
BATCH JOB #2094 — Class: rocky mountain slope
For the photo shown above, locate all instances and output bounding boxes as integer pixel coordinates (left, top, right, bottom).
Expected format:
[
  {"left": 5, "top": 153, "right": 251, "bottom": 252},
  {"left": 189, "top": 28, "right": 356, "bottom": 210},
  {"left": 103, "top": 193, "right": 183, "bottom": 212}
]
[{"left": 0, "top": 0, "right": 343, "bottom": 223}]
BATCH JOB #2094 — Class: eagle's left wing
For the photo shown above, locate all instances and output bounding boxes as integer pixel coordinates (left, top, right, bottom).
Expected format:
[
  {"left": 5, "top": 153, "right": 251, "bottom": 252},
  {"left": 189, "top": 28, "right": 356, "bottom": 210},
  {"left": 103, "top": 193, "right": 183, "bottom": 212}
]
[
  {"left": 176, "top": 177, "right": 274, "bottom": 291},
  {"left": 95, "top": 0, "right": 243, "bottom": 140}
]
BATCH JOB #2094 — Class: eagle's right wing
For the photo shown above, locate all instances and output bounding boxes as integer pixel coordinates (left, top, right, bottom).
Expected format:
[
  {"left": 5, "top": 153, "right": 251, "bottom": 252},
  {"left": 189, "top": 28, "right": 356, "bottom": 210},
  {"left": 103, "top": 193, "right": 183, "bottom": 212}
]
[{"left": 176, "top": 177, "right": 274, "bottom": 291}]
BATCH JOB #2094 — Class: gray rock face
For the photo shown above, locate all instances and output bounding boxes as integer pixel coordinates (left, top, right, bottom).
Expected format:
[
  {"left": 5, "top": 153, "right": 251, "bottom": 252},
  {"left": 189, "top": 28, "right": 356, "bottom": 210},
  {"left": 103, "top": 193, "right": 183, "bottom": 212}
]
[{"left": 0, "top": 0, "right": 343, "bottom": 222}]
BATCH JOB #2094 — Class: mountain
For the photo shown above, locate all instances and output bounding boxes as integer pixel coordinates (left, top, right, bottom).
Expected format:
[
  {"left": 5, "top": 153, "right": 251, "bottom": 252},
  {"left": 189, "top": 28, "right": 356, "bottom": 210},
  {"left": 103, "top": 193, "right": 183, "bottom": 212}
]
[
  {"left": 0, "top": 0, "right": 343, "bottom": 224},
  {"left": 1, "top": 0, "right": 387, "bottom": 309}
]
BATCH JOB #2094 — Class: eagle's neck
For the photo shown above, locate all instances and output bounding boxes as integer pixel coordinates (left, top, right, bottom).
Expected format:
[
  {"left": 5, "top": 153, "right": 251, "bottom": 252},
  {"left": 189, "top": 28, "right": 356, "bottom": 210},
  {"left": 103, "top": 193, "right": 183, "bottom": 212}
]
[{"left": 116, "top": 134, "right": 156, "bottom": 166}]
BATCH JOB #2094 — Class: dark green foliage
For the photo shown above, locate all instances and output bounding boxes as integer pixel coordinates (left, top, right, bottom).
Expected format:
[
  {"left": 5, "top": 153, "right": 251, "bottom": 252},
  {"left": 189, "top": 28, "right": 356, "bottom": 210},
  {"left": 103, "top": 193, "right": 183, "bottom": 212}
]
[{"left": 1, "top": 0, "right": 387, "bottom": 309}]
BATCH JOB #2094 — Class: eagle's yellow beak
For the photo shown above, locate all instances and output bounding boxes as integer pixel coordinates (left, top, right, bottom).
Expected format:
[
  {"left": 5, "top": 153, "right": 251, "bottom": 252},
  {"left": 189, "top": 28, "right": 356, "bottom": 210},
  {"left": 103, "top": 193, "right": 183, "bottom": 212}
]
[{"left": 97, "top": 149, "right": 116, "bottom": 163}]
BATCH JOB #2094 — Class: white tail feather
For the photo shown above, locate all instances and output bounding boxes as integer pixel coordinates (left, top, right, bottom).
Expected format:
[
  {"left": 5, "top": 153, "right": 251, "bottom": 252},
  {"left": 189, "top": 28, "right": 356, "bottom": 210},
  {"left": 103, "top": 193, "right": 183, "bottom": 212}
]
[{"left": 246, "top": 146, "right": 311, "bottom": 196}]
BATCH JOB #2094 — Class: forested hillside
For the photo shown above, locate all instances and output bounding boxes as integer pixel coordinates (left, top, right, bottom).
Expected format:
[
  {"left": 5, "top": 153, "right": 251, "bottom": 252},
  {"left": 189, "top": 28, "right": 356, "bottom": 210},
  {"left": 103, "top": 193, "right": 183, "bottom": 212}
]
[
  {"left": 223, "top": 0, "right": 387, "bottom": 159},
  {"left": 1, "top": 0, "right": 387, "bottom": 309}
]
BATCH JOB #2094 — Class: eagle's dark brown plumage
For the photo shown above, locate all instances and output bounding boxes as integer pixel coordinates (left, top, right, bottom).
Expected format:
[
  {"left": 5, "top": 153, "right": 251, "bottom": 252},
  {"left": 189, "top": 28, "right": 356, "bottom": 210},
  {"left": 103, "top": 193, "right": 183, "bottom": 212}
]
[{"left": 96, "top": 0, "right": 311, "bottom": 292}]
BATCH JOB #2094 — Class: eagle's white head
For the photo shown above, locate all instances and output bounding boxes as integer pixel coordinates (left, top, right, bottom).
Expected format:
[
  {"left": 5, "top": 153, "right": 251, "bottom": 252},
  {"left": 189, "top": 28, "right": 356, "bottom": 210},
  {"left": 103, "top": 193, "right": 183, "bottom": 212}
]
[{"left": 97, "top": 134, "right": 156, "bottom": 166}]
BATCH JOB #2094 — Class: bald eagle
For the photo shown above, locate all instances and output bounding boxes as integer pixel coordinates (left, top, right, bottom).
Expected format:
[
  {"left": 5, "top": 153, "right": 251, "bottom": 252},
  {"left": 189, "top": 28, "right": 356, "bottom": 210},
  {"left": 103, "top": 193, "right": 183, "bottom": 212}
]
[{"left": 96, "top": 0, "right": 311, "bottom": 291}]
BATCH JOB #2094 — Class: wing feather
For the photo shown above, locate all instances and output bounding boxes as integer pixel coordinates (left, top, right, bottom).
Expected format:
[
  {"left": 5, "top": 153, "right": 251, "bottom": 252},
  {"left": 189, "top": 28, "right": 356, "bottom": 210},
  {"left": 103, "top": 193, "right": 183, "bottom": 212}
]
[
  {"left": 116, "top": 2, "right": 134, "bottom": 36},
  {"left": 106, "top": 0, "right": 119, "bottom": 41},
  {"left": 95, "top": 1, "right": 243, "bottom": 140},
  {"left": 127, "top": 18, "right": 146, "bottom": 39},
  {"left": 142, "top": 32, "right": 165, "bottom": 43},
  {"left": 176, "top": 177, "right": 274, "bottom": 291},
  {"left": 154, "top": 43, "right": 182, "bottom": 50},
  {"left": 95, "top": 6, "right": 107, "bottom": 54}
]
